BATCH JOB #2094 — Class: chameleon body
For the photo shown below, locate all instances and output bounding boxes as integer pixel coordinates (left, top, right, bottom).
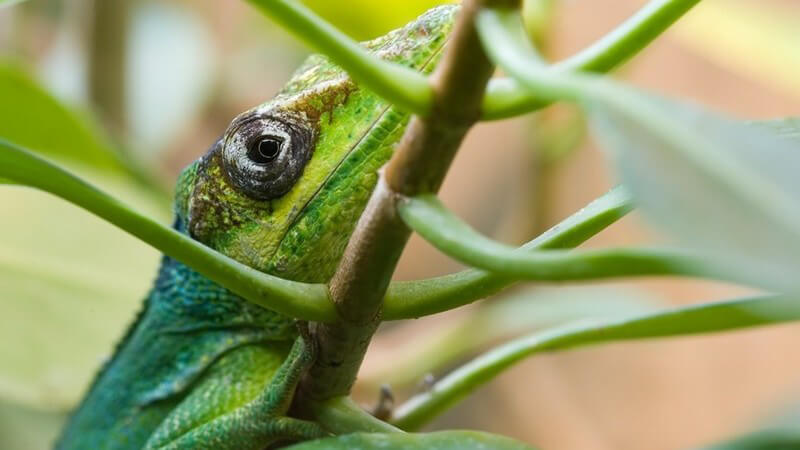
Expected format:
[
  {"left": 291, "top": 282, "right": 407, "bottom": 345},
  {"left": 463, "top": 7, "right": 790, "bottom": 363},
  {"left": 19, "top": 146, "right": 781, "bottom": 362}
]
[{"left": 55, "top": 6, "right": 456, "bottom": 450}]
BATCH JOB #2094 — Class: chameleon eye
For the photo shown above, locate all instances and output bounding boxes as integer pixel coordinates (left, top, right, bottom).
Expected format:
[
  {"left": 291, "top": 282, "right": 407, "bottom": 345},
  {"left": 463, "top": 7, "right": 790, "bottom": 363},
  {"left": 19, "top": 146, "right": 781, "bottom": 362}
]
[
  {"left": 222, "top": 113, "right": 315, "bottom": 200},
  {"left": 248, "top": 136, "right": 284, "bottom": 164}
]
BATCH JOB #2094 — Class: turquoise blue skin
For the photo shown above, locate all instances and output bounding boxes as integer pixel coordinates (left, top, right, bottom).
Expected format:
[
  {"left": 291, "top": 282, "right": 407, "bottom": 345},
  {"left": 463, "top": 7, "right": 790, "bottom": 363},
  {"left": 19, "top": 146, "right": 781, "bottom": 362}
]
[{"left": 55, "top": 6, "right": 455, "bottom": 450}]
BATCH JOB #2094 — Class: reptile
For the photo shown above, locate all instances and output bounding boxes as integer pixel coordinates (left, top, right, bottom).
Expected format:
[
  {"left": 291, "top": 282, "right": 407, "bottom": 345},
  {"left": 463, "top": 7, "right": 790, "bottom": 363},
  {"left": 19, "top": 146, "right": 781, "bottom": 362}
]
[{"left": 55, "top": 5, "right": 456, "bottom": 450}]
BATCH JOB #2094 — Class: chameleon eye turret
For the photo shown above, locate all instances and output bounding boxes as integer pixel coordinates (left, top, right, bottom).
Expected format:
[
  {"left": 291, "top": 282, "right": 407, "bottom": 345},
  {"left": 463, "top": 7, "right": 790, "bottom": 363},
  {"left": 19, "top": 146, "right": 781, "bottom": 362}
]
[{"left": 222, "top": 112, "right": 316, "bottom": 200}]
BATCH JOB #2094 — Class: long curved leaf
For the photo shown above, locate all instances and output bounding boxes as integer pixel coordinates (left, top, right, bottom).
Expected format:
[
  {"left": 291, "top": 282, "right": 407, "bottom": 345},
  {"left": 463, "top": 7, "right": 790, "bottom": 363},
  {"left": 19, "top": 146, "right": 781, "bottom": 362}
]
[
  {"left": 383, "top": 187, "right": 633, "bottom": 319},
  {"left": 0, "top": 141, "right": 335, "bottom": 322},
  {"left": 285, "top": 431, "right": 535, "bottom": 449}
]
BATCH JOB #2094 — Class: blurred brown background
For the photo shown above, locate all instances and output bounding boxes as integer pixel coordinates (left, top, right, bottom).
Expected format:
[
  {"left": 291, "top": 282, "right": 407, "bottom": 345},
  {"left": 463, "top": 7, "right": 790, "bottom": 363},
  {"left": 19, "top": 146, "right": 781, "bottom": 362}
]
[{"left": 1, "top": 0, "right": 800, "bottom": 449}]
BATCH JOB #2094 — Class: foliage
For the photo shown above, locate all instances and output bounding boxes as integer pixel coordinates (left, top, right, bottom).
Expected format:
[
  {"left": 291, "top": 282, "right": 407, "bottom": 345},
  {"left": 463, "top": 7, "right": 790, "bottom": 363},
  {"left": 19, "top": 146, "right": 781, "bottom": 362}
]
[{"left": 1, "top": 0, "right": 800, "bottom": 448}]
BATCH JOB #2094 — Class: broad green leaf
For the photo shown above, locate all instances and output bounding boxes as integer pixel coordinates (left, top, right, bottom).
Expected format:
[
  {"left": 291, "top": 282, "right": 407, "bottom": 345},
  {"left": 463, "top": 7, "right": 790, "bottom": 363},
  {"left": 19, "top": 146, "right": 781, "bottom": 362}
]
[
  {"left": 0, "top": 175, "right": 164, "bottom": 410},
  {"left": 286, "top": 431, "right": 535, "bottom": 450},
  {"left": 754, "top": 117, "right": 800, "bottom": 140},
  {"left": 0, "top": 64, "right": 121, "bottom": 171},
  {"left": 589, "top": 95, "right": 800, "bottom": 293},
  {"left": 0, "top": 401, "right": 65, "bottom": 450},
  {"left": 0, "top": 0, "right": 26, "bottom": 6},
  {"left": 476, "top": 7, "right": 800, "bottom": 293}
]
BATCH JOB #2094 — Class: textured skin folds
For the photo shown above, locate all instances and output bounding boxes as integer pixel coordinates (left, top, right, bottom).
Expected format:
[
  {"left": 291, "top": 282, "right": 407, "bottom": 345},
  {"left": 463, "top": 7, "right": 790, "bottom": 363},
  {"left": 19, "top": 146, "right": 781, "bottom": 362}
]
[{"left": 55, "top": 6, "right": 456, "bottom": 449}]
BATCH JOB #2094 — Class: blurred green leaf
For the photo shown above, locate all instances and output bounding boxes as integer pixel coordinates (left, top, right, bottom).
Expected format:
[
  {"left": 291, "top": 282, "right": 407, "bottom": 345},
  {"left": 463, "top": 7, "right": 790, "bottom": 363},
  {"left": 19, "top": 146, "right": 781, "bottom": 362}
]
[
  {"left": 590, "top": 94, "right": 800, "bottom": 292},
  {"left": 754, "top": 118, "right": 800, "bottom": 140},
  {"left": 0, "top": 174, "right": 164, "bottom": 411},
  {"left": 0, "top": 401, "right": 65, "bottom": 450},
  {"left": 702, "top": 429, "right": 800, "bottom": 450},
  {"left": 286, "top": 431, "right": 535, "bottom": 449},
  {"left": 700, "top": 406, "right": 800, "bottom": 449},
  {"left": 0, "top": 0, "right": 26, "bottom": 6},
  {"left": 0, "top": 64, "right": 122, "bottom": 172},
  {"left": 301, "top": 0, "right": 454, "bottom": 39}
]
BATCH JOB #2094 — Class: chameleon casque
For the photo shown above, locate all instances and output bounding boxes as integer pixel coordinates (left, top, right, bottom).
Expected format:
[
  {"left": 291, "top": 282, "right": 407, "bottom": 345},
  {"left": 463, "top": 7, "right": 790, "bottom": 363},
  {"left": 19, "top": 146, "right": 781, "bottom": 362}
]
[{"left": 55, "top": 6, "right": 456, "bottom": 449}]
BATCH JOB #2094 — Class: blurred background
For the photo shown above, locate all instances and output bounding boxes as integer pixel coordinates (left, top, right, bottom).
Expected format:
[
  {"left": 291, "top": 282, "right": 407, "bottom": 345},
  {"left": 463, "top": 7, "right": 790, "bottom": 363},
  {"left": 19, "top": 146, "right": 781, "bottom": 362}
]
[{"left": 1, "top": 0, "right": 800, "bottom": 448}]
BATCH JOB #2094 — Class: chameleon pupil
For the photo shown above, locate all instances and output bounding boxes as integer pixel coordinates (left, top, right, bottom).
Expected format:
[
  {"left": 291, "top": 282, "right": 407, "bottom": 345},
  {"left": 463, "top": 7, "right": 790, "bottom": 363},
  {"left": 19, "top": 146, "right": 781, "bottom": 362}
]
[{"left": 250, "top": 137, "right": 283, "bottom": 164}]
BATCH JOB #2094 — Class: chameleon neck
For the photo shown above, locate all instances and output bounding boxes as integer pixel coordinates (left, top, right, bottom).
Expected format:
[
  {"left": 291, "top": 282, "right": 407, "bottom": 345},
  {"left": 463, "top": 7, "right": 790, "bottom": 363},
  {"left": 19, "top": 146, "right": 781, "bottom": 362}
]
[{"left": 56, "top": 240, "right": 296, "bottom": 449}]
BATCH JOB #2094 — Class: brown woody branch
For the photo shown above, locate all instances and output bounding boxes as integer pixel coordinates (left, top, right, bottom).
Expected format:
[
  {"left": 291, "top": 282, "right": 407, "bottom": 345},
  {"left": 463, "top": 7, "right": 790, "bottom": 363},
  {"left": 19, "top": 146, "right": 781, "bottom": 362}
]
[{"left": 299, "top": 0, "right": 496, "bottom": 402}]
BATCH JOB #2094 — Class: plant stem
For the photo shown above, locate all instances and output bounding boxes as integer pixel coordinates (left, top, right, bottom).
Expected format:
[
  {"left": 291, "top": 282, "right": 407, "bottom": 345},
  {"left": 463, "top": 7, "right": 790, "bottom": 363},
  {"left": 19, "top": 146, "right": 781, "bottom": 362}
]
[
  {"left": 299, "top": 0, "right": 496, "bottom": 402},
  {"left": 382, "top": 187, "right": 632, "bottom": 319},
  {"left": 311, "top": 396, "right": 402, "bottom": 434},
  {"left": 397, "top": 194, "right": 749, "bottom": 287},
  {"left": 0, "top": 140, "right": 335, "bottom": 322},
  {"left": 482, "top": 0, "right": 703, "bottom": 119},
  {"left": 88, "top": 0, "right": 130, "bottom": 136},
  {"left": 246, "top": 0, "right": 432, "bottom": 116},
  {"left": 392, "top": 294, "right": 800, "bottom": 430}
]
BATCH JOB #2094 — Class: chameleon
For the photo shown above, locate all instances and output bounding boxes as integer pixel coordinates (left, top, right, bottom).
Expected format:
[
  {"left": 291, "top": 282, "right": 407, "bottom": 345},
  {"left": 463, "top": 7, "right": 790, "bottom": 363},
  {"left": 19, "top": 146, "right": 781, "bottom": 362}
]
[{"left": 54, "top": 5, "right": 456, "bottom": 450}]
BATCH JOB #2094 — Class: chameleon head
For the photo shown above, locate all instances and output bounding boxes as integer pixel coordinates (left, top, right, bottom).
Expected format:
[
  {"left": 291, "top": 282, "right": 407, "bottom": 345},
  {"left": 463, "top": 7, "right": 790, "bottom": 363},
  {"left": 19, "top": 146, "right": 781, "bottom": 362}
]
[{"left": 174, "top": 5, "right": 457, "bottom": 284}]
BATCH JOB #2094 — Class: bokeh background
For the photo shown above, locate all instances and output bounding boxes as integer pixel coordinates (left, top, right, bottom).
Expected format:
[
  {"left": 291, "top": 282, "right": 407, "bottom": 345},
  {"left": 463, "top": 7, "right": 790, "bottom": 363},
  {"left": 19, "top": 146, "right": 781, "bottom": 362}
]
[{"left": 1, "top": 0, "right": 800, "bottom": 448}]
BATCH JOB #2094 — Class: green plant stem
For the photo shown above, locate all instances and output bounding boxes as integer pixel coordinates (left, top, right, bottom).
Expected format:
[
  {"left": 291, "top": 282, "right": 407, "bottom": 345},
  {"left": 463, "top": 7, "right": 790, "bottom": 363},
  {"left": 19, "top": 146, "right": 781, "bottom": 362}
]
[
  {"left": 398, "top": 193, "right": 747, "bottom": 286},
  {"left": 0, "top": 140, "right": 336, "bottom": 322},
  {"left": 382, "top": 186, "right": 633, "bottom": 319},
  {"left": 391, "top": 294, "right": 800, "bottom": 430},
  {"left": 481, "top": 0, "right": 702, "bottom": 119},
  {"left": 246, "top": 0, "right": 432, "bottom": 116},
  {"left": 311, "top": 396, "right": 402, "bottom": 434}
]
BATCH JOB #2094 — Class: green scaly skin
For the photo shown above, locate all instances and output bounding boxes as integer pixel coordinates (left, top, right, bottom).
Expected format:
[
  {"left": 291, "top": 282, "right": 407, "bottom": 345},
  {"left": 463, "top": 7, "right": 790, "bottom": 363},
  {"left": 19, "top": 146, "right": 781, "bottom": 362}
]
[{"left": 55, "top": 6, "right": 456, "bottom": 450}]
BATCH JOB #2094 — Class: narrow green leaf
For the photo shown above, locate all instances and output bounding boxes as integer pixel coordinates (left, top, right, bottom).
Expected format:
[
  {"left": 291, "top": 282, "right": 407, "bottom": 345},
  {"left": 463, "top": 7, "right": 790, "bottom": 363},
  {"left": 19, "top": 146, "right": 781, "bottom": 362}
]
[
  {"left": 397, "top": 193, "right": 733, "bottom": 285},
  {"left": 0, "top": 140, "right": 336, "bottom": 322},
  {"left": 364, "top": 287, "right": 660, "bottom": 389},
  {"left": 285, "top": 431, "right": 535, "bottom": 450},
  {"left": 392, "top": 294, "right": 800, "bottom": 430},
  {"left": 481, "top": 0, "right": 702, "bottom": 119},
  {"left": 383, "top": 187, "right": 633, "bottom": 319}
]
